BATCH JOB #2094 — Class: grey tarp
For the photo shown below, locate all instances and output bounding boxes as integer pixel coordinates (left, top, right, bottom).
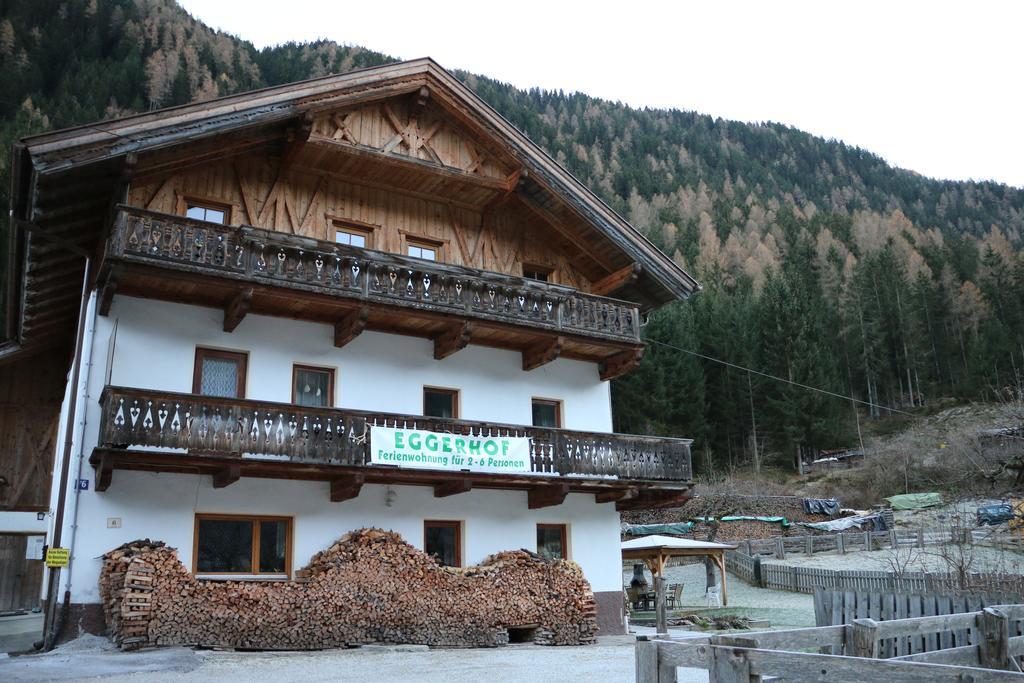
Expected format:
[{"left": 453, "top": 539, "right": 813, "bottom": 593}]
[{"left": 803, "top": 498, "right": 840, "bottom": 516}]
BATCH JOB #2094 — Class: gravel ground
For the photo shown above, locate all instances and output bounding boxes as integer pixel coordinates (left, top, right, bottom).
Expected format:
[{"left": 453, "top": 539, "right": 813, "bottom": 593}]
[
  {"left": 0, "top": 633, "right": 712, "bottom": 683},
  {"left": 624, "top": 561, "right": 816, "bottom": 629},
  {"left": 763, "top": 544, "right": 1024, "bottom": 574}
]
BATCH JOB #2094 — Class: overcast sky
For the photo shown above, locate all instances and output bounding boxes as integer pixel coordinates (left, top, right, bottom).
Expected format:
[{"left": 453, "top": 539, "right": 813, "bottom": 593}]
[{"left": 179, "top": 0, "right": 1024, "bottom": 188}]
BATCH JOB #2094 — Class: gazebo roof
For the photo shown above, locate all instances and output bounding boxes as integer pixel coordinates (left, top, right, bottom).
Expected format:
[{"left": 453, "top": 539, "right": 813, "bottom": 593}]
[{"left": 620, "top": 535, "right": 737, "bottom": 553}]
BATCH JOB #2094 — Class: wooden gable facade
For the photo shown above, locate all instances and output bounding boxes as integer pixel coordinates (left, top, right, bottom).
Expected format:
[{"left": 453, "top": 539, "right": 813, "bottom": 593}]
[{"left": 4, "top": 59, "right": 698, "bottom": 512}]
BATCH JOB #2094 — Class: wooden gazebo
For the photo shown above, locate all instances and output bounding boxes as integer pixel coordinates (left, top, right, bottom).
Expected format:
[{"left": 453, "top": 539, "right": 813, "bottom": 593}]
[{"left": 621, "top": 535, "right": 738, "bottom": 610}]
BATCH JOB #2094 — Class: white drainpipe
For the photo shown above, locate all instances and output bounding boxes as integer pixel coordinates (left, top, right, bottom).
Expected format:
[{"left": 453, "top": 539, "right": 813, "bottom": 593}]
[{"left": 60, "top": 290, "right": 98, "bottom": 603}]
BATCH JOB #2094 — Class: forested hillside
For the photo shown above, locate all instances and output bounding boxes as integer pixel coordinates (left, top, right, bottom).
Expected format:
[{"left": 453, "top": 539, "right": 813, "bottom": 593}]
[{"left": 3, "top": 0, "right": 1023, "bottom": 474}]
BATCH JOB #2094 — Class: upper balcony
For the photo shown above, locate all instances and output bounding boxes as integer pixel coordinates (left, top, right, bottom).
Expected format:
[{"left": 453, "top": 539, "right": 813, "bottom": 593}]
[
  {"left": 99, "top": 206, "right": 646, "bottom": 378},
  {"left": 91, "top": 386, "right": 693, "bottom": 510}
]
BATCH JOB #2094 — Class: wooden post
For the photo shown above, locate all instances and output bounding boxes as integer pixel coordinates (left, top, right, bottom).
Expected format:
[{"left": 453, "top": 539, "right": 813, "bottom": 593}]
[
  {"left": 709, "top": 645, "right": 751, "bottom": 683},
  {"left": 805, "top": 536, "right": 814, "bottom": 555},
  {"left": 916, "top": 528, "right": 924, "bottom": 548},
  {"left": 863, "top": 531, "right": 871, "bottom": 551},
  {"left": 837, "top": 533, "right": 846, "bottom": 554},
  {"left": 775, "top": 537, "right": 785, "bottom": 560},
  {"left": 635, "top": 637, "right": 659, "bottom": 683},
  {"left": 717, "top": 553, "right": 729, "bottom": 606},
  {"left": 889, "top": 529, "right": 898, "bottom": 549},
  {"left": 655, "top": 576, "right": 667, "bottom": 636},
  {"left": 851, "top": 618, "right": 880, "bottom": 659},
  {"left": 977, "top": 607, "right": 1010, "bottom": 670}
]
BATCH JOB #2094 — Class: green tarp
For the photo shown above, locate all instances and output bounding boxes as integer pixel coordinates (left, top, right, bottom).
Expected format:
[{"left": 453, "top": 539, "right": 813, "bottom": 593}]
[
  {"left": 720, "top": 515, "right": 791, "bottom": 528},
  {"left": 623, "top": 522, "right": 694, "bottom": 536},
  {"left": 886, "top": 493, "right": 943, "bottom": 510}
]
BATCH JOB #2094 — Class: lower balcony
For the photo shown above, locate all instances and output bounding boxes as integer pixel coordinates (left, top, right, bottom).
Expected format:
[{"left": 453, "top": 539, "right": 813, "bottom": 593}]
[{"left": 91, "top": 386, "right": 693, "bottom": 510}]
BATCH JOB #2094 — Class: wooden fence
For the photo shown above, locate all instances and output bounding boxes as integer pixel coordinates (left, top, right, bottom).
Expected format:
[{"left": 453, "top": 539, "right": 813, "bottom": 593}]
[
  {"left": 815, "top": 588, "right": 1024, "bottom": 656},
  {"left": 637, "top": 604, "right": 1024, "bottom": 682},
  {"left": 719, "top": 524, "right": 1024, "bottom": 597},
  {"left": 727, "top": 555, "right": 1024, "bottom": 596},
  {"left": 734, "top": 526, "right": 987, "bottom": 560}
]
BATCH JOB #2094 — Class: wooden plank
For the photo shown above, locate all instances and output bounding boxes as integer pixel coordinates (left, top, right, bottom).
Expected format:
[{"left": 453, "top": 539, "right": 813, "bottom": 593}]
[
  {"left": 741, "top": 647, "right": 1024, "bottom": 682},
  {"left": 892, "top": 644, "right": 981, "bottom": 665}
]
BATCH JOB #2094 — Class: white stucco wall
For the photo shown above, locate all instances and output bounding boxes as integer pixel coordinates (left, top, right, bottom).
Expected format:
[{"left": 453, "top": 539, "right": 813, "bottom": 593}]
[
  {"left": 65, "top": 472, "right": 623, "bottom": 603},
  {"left": 102, "top": 296, "right": 613, "bottom": 431},
  {"left": 53, "top": 295, "right": 623, "bottom": 604}
]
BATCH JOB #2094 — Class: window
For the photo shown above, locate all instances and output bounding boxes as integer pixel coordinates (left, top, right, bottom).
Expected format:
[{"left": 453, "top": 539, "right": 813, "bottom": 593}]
[
  {"left": 423, "top": 387, "right": 459, "bottom": 419},
  {"left": 334, "top": 224, "right": 372, "bottom": 249},
  {"left": 185, "top": 202, "right": 228, "bottom": 225},
  {"left": 194, "top": 514, "right": 291, "bottom": 576},
  {"left": 532, "top": 399, "right": 562, "bottom": 428},
  {"left": 293, "top": 365, "right": 334, "bottom": 407},
  {"left": 407, "top": 237, "right": 441, "bottom": 261},
  {"left": 424, "top": 520, "right": 461, "bottom": 567},
  {"left": 537, "top": 524, "right": 568, "bottom": 560},
  {"left": 193, "top": 348, "right": 247, "bottom": 398},
  {"left": 523, "top": 264, "right": 552, "bottom": 282}
]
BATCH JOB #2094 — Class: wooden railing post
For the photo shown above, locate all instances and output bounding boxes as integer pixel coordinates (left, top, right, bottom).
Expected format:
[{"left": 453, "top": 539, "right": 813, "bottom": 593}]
[
  {"left": 837, "top": 533, "right": 846, "bottom": 554},
  {"left": 709, "top": 644, "right": 752, "bottom": 682},
  {"left": 775, "top": 538, "right": 785, "bottom": 560},
  {"left": 977, "top": 607, "right": 1010, "bottom": 670},
  {"left": 635, "top": 637, "right": 659, "bottom": 683},
  {"left": 851, "top": 618, "right": 880, "bottom": 658}
]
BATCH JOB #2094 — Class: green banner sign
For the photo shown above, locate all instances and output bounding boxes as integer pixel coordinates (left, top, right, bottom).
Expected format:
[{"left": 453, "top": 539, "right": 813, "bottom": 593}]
[{"left": 370, "top": 426, "right": 532, "bottom": 474}]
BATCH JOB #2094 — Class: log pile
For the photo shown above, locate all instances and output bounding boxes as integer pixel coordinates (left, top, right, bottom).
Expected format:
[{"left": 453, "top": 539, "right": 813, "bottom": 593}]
[{"left": 99, "top": 529, "right": 597, "bottom": 650}]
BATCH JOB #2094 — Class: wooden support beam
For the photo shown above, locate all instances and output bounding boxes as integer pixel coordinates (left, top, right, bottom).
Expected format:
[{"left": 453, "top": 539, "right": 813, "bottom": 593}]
[
  {"left": 522, "top": 336, "right": 563, "bottom": 371},
  {"left": 95, "top": 453, "right": 112, "bottom": 492},
  {"left": 514, "top": 192, "right": 617, "bottom": 273},
  {"left": 590, "top": 263, "right": 641, "bottom": 297},
  {"left": 280, "top": 112, "right": 314, "bottom": 169},
  {"left": 595, "top": 488, "right": 635, "bottom": 504},
  {"left": 223, "top": 287, "right": 253, "bottom": 333},
  {"left": 434, "top": 478, "right": 472, "bottom": 498},
  {"left": 599, "top": 348, "right": 644, "bottom": 381},
  {"left": 212, "top": 463, "right": 241, "bottom": 489},
  {"left": 330, "top": 473, "right": 365, "bottom": 502},
  {"left": 333, "top": 306, "right": 369, "bottom": 348},
  {"left": 616, "top": 488, "right": 690, "bottom": 512},
  {"left": 434, "top": 321, "right": 473, "bottom": 360},
  {"left": 528, "top": 484, "right": 570, "bottom": 510}
]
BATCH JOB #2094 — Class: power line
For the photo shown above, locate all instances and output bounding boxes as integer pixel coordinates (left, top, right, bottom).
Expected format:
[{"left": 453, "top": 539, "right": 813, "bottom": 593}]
[{"left": 645, "top": 337, "right": 913, "bottom": 417}]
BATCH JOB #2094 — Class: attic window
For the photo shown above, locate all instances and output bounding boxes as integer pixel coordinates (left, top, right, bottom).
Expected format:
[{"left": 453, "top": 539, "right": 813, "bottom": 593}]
[
  {"left": 185, "top": 202, "right": 228, "bottom": 225},
  {"left": 333, "top": 220, "right": 374, "bottom": 249},
  {"left": 407, "top": 237, "right": 441, "bottom": 262},
  {"left": 523, "top": 264, "right": 552, "bottom": 282}
]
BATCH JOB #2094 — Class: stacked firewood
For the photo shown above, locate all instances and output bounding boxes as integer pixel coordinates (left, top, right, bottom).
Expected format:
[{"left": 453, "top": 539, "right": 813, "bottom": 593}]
[{"left": 99, "top": 529, "right": 597, "bottom": 650}]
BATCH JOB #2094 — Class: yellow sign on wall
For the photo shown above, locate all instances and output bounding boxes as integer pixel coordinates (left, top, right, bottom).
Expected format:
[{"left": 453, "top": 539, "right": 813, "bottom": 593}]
[{"left": 45, "top": 547, "right": 70, "bottom": 568}]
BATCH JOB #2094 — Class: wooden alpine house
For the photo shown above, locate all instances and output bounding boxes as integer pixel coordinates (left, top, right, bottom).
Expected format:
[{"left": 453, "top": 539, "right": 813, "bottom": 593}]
[{"left": 4, "top": 59, "right": 699, "bottom": 643}]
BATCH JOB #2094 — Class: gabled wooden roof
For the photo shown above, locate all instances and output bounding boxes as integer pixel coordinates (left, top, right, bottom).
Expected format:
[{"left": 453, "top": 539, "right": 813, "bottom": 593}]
[{"left": 6, "top": 58, "right": 699, "bottom": 358}]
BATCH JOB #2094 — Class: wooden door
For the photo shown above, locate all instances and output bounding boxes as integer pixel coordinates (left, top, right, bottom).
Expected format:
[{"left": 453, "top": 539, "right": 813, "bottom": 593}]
[{"left": 0, "top": 534, "right": 45, "bottom": 612}]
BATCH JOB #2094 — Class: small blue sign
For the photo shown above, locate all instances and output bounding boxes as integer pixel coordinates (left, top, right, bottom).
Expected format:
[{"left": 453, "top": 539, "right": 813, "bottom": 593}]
[{"left": 76, "top": 479, "right": 89, "bottom": 491}]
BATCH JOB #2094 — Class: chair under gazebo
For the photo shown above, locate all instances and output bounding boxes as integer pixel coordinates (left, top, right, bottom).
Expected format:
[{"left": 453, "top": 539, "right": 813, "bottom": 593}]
[{"left": 621, "top": 535, "right": 737, "bottom": 633}]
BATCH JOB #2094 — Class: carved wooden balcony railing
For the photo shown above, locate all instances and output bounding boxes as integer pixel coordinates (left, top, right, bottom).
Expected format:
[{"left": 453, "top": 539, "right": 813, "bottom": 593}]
[
  {"left": 106, "top": 206, "right": 641, "bottom": 344},
  {"left": 97, "top": 386, "right": 693, "bottom": 483}
]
